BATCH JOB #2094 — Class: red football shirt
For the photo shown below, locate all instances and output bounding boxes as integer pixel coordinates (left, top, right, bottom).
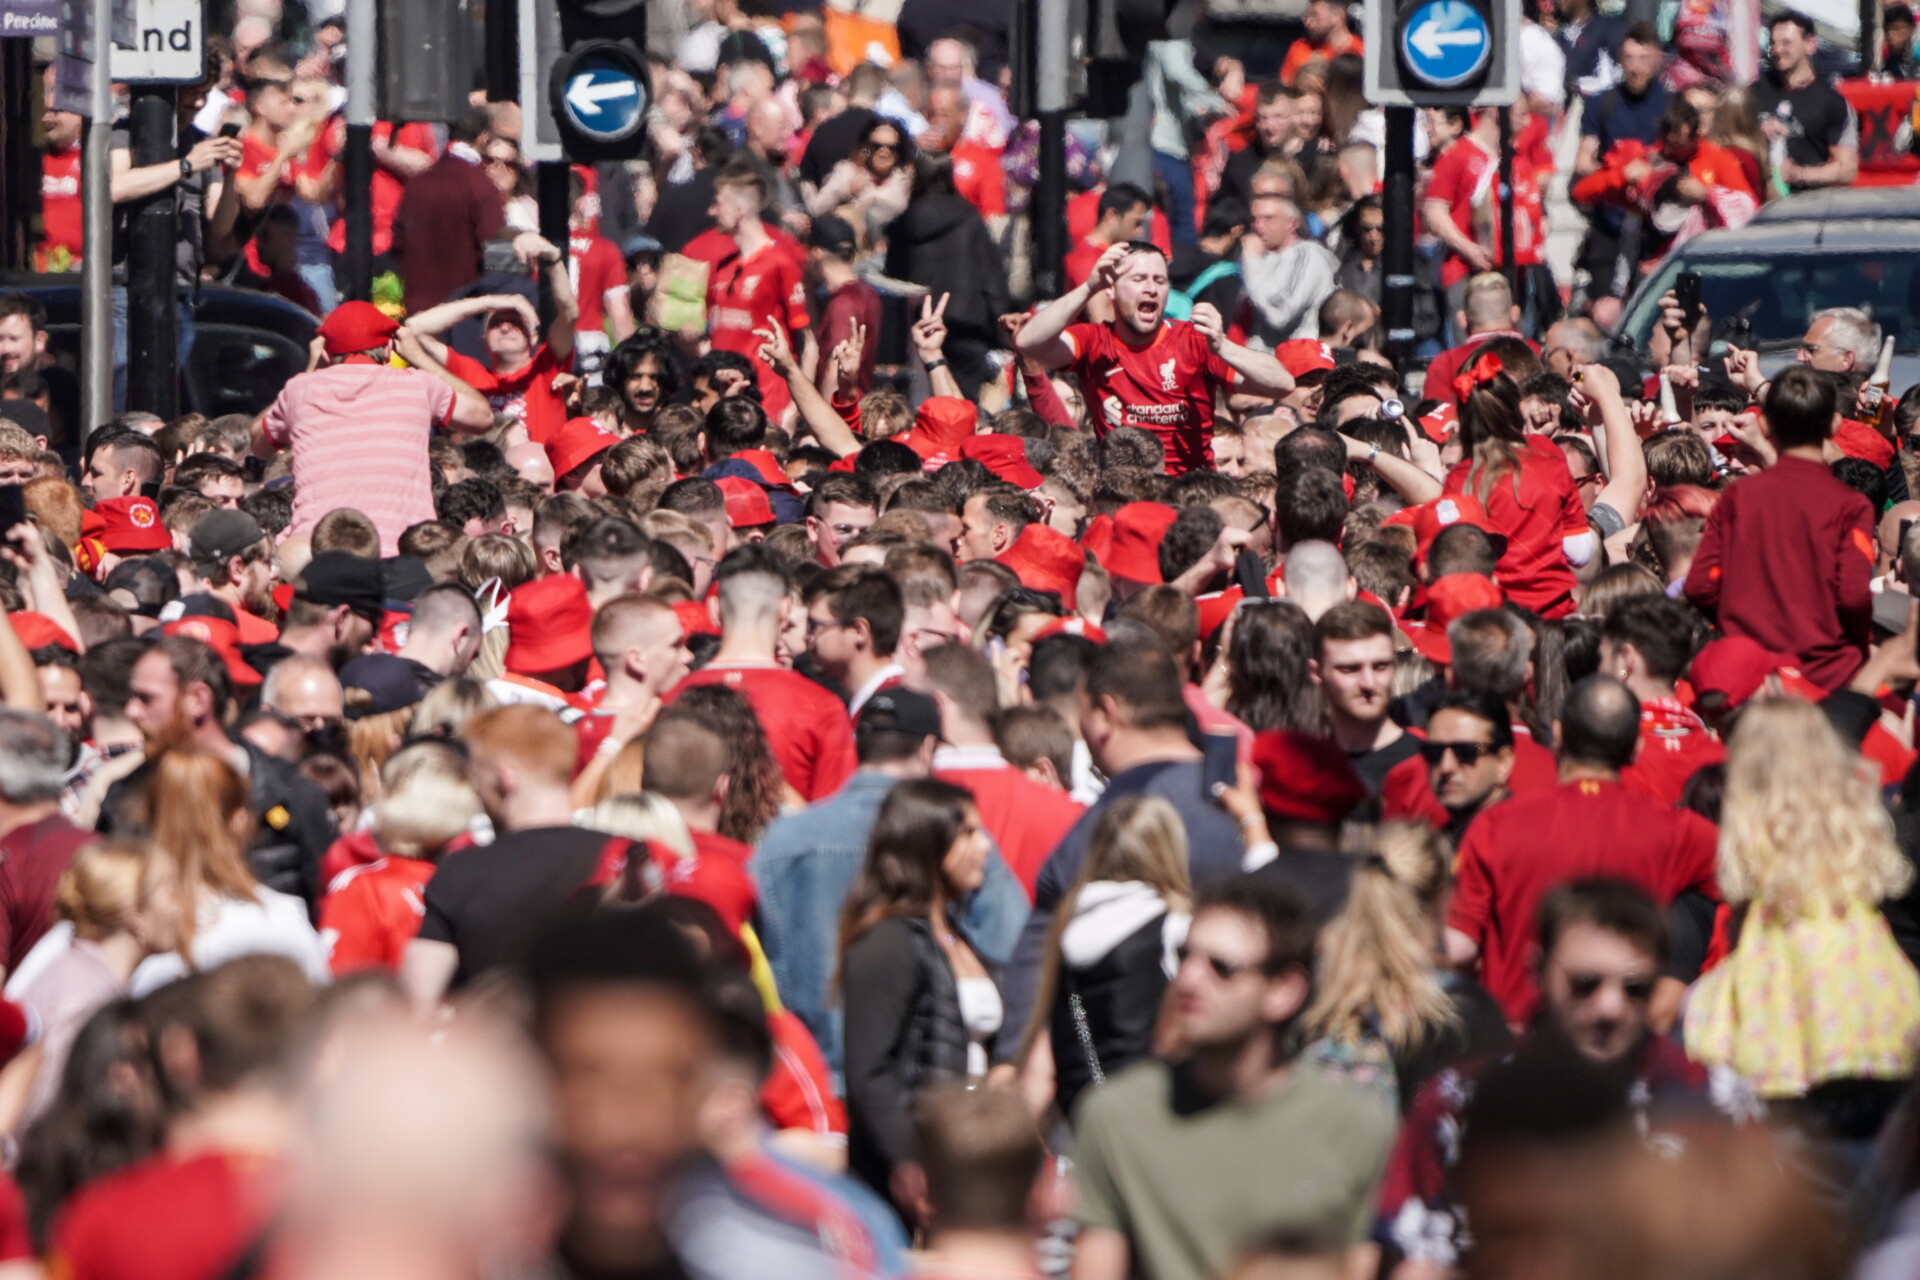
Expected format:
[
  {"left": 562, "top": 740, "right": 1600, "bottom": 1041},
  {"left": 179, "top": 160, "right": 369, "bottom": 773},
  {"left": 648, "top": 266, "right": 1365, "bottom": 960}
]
[
  {"left": 1620, "top": 698, "right": 1726, "bottom": 807},
  {"left": 935, "top": 761, "right": 1084, "bottom": 900},
  {"left": 569, "top": 230, "right": 628, "bottom": 335},
  {"left": 38, "top": 145, "right": 83, "bottom": 269},
  {"left": 706, "top": 240, "right": 810, "bottom": 417},
  {"left": 764, "top": 1008, "right": 847, "bottom": 1136},
  {"left": 1444, "top": 436, "right": 1587, "bottom": 618},
  {"left": 1061, "top": 319, "right": 1238, "bottom": 474},
  {"left": 51, "top": 1150, "right": 280, "bottom": 1280},
  {"left": 664, "top": 832, "right": 759, "bottom": 934},
  {"left": 327, "top": 121, "right": 438, "bottom": 257},
  {"left": 441, "top": 344, "right": 569, "bottom": 444},
  {"left": 670, "top": 664, "right": 856, "bottom": 803},
  {"left": 318, "top": 855, "right": 437, "bottom": 975},
  {"left": 1425, "top": 134, "right": 1497, "bottom": 289},
  {"left": 1448, "top": 778, "right": 1719, "bottom": 1023}
]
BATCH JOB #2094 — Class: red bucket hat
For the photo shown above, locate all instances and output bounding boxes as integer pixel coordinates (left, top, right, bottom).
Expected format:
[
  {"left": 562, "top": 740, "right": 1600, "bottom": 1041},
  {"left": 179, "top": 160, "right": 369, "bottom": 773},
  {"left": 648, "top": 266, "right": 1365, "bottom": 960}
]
[
  {"left": 162, "top": 615, "right": 263, "bottom": 687},
  {"left": 506, "top": 574, "right": 595, "bottom": 675},
  {"left": 1103, "top": 502, "right": 1177, "bottom": 584},
  {"left": 545, "top": 417, "right": 620, "bottom": 481},
  {"left": 997, "top": 524, "right": 1085, "bottom": 610}
]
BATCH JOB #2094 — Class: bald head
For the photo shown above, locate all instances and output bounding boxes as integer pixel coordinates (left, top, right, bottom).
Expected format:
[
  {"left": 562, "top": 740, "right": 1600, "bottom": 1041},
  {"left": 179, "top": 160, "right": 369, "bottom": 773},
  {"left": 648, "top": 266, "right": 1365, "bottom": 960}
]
[
  {"left": 506, "top": 443, "right": 555, "bottom": 491},
  {"left": 263, "top": 654, "right": 344, "bottom": 723},
  {"left": 1282, "top": 541, "right": 1352, "bottom": 621}
]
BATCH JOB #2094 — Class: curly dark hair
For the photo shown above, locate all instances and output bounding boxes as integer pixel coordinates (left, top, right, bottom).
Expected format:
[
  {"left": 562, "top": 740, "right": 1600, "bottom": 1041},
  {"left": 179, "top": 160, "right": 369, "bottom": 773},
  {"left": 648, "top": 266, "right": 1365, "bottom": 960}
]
[
  {"left": 661, "top": 684, "right": 784, "bottom": 844},
  {"left": 605, "top": 328, "right": 688, "bottom": 415},
  {"left": 1225, "top": 600, "right": 1330, "bottom": 734}
]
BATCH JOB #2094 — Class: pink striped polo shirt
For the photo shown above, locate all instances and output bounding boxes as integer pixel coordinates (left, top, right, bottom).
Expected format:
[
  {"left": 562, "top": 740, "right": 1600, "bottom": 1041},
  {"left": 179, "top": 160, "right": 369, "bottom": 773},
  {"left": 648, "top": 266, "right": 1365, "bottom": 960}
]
[{"left": 260, "top": 362, "right": 454, "bottom": 556}]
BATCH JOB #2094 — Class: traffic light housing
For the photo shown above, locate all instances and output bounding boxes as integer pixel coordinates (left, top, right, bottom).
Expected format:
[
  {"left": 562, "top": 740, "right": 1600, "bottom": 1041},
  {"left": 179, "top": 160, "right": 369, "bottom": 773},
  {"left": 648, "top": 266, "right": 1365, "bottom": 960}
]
[
  {"left": 548, "top": 0, "right": 650, "bottom": 162},
  {"left": 1362, "top": 0, "right": 1521, "bottom": 107}
]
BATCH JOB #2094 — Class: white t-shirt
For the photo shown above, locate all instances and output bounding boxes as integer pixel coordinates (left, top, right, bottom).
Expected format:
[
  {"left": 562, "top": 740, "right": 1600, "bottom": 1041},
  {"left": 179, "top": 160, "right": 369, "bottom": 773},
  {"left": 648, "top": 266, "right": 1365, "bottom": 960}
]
[{"left": 7, "top": 888, "right": 330, "bottom": 999}]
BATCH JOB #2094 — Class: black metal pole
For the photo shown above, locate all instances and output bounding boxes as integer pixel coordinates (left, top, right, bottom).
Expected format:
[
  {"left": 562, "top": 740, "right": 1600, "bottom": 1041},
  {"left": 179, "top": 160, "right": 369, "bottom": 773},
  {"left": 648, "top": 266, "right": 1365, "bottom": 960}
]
[
  {"left": 126, "top": 86, "right": 178, "bottom": 418},
  {"left": 1497, "top": 106, "right": 1515, "bottom": 290},
  {"left": 536, "top": 160, "right": 570, "bottom": 325},
  {"left": 342, "top": 123, "right": 373, "bottom": 302},
  {"left": 1381, "top": 105, "right": 1417, "bottom": 372},
  {"left": 1034, "top": 113, "right": 1067, "bottom": 300},
  {"left": 1863, "top": 0, "right": 1880, "bottom": 73}
]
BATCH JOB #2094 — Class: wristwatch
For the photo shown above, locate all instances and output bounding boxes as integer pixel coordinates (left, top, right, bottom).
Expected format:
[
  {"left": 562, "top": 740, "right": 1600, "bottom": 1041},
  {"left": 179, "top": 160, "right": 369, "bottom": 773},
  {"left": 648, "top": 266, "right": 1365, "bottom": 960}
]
[{"left": 180, "top": 156, "right": 194, "bottom": 179}]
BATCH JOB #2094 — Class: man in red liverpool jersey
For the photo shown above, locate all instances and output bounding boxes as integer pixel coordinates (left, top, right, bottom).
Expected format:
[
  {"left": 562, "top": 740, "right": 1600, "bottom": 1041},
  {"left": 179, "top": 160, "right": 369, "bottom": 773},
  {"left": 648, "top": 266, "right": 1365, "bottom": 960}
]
[
  {"left": 1015, "top": 241, "right": 1294, "bottom": 474},
  {"left": 704, "top": 159, "right": 814, "bottom": 421}
]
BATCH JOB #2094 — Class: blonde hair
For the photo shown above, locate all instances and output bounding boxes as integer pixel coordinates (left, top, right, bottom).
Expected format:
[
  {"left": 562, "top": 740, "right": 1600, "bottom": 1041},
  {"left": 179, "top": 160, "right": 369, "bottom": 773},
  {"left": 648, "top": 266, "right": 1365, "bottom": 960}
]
[
  {"left": 582, "top": 792, "right": 694, "bottom": 858},
  {"left": 408, "top": 677, "right": 499, "bottom": 741},
  {"left": 373, "top": 743, "right": 482, "bottom": 861},
  {"left": 1718, "top": 698, "right": 1912, "bottom": 917},
  {"left": 1019, "top": 795, "right": 1193, "bottom": 1062},
  {"left": 56, "top": 839, "right": 159, "bottom": 941},
  {"left": 1303, "top": 822, "right": 1458, "bottom": 1052}
]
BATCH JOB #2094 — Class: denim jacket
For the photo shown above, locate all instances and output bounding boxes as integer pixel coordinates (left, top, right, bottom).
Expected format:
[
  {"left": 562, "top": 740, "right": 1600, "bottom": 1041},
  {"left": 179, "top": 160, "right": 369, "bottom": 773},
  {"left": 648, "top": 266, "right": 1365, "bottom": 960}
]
[{"left": 752, "top": 770, "right": 1030, "bottom": 1087}]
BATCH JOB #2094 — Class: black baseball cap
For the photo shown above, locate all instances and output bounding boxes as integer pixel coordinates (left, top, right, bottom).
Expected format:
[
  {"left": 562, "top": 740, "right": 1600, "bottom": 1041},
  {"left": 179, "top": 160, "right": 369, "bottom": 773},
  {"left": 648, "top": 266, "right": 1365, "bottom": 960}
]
[
  {"left": 189, "top": 509, "right": 266, "bottom": 572},
  {"left": 104, "top": 556, "right": 181, "bottom": 618},
  {"left": 857, "top": 688, "right": 941, "bottom": 739},
  {"left": 808, "top": 214, "right": 857, "bottom": 258},
  {"left": 296, "top": 551, "right": 386, "bottom": 621}
]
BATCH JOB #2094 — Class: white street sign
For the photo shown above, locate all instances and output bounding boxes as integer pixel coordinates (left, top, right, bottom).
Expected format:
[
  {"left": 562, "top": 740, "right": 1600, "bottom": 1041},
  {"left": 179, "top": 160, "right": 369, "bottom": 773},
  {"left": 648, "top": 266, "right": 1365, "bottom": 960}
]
[{"left": 114, "top": 0, "right": 204, "bottom": 84}]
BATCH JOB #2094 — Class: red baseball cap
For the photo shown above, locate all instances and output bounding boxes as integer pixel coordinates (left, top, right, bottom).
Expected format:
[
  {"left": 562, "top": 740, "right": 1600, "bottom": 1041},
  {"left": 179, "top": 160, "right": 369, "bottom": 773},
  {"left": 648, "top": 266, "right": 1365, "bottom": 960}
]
[
  {"left": 545, "top": 418, "right": 620, "bottom": 481},
  {"left": 1384, "top": 494, "right": 1508, "bottom": 567},
  {"left": 1403, "top": 573, "right": 1505, "bottom": 665},
  {"left": 91, "top": 497, "right": 171, "bottom": 554},
  {"left": 9, "top": 611, "right": 76, "bottom": 653},
  {"left": 161, "top": 615, "right": 263, "bottom": 687},
  {"left": 715, "top": 476, "right": 776, "bottom": 528},
  {"left": 960, "top": 436, "right": 1043, "bottom": 490},
  {"left": 997, "top": 524, "right": 1085, "bottom": 610},
  {"left": 505, "top": 573, "right": 595, "bottom": 675},
  {"left": 1274, "top": 339, "right": 1337, "bottom": 380},
  {"left": 1103, "top": 502, "right": 1178, "bottom": 584},
  {"left": 318, "top": 300, "right": 400, "bottom": 356},
  {"left": 1250, "top": 730, "right": 1369, "bottom": 824}
]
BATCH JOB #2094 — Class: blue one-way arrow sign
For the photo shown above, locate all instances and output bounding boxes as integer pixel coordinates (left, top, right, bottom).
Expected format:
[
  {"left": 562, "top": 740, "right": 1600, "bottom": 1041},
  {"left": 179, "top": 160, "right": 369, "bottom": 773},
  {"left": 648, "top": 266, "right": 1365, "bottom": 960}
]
[
  {"left": 559, "top": 49, "right": 645, "bottom": 143},
  {"left": 1399, "top": 0, "right": 1492, "bottom": 90}
]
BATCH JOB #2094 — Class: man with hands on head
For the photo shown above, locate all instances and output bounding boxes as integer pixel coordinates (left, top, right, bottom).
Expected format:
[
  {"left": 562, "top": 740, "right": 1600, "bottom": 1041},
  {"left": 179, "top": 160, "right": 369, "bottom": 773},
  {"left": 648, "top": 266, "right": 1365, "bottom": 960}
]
[
  {"left": 401, "top": 231, "right": 579, "bottom": 444},
  {"left": 1016, "top": 241, "right": 1294, "bottom": 475}
]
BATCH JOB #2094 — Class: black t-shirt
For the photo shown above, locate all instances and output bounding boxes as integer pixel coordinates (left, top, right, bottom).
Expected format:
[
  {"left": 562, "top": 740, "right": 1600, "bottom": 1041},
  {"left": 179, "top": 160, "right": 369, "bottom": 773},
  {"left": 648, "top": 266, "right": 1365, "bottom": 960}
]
[
  {"left": 1349, "top": 732, "right": 1423, "bottom": 796},
  {"left": 417, "top": 825, "right": 613, "bottom": 987},
  {"left": 799, "top": 106, "right": 876, "bottom": 190},
  {"left": 1750, "top": 71, "right": 1858, "bottom": 175}
]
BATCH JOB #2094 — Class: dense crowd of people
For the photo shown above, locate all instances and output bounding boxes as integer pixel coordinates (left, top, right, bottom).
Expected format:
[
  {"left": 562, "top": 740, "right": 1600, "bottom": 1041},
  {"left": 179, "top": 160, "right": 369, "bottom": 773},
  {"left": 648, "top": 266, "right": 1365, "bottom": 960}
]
[{"left": 4, "top": 0, "right": 1920, "bottom": 1277}]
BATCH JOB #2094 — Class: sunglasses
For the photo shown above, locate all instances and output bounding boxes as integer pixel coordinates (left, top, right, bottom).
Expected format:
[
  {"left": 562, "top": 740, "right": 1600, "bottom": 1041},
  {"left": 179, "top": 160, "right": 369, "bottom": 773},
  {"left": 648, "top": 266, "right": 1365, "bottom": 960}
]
[
  {"left": 864, "top": 140, "right": 899, "bottom": 154},
  {"left": 1418, "top": 740, "right": 1494, "bottom": 766},
  {"left": 1175, "top": 943, "right": 1260, "bottom": 981},
  {"left": 1563, "top": 971, "right": 1657, "bottom": 1004}
]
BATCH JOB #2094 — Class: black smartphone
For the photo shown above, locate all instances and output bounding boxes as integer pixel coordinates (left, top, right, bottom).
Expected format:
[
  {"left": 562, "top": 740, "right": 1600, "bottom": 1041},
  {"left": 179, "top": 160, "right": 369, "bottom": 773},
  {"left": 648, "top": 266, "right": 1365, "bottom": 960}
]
[
  {"left": 0, "top": 486, "right": 24, "bottom": 539},
  {"left": 218, "top": 122, "right": 242, "bottom": 139},
  {"left": 1202, "top": 730, "right": 1238, "bottom": 804},
  {"left": 1674, "top": 270, "right": 1703, "bottom": 331},
  {"left": 1233, "top": 549, "right": 1270, "bottom": 600}
]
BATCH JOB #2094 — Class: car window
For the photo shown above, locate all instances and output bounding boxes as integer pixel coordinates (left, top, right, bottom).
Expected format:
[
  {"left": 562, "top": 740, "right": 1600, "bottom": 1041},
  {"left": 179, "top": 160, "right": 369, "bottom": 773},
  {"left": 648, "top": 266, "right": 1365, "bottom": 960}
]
[
  {"left": 1624, "top": 250, "right": 1920, "bottom": 354},
  {"left": 184, "top": 325, "right": 307, "bottom": 418}
]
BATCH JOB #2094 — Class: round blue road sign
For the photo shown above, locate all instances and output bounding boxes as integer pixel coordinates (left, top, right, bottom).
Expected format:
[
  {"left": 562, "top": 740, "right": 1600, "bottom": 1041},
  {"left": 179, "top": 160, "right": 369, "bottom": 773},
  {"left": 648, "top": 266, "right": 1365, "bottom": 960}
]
[
  {"left": 559, "top": 46, "right": 647, "bottom": 143},
  {"left": 1398, "top": 0, "right": 1492, "bottom": 90}
]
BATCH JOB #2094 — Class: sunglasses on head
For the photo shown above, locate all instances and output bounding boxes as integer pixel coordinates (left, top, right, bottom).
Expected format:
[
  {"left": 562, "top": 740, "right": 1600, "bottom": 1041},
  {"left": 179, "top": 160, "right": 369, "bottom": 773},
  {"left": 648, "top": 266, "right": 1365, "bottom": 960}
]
[
  {"left": 1418, "top": 740, "right": 1492, "bottom": 766},
  {"left": 1563, "top": 972, "right": 1657, "bottom": 1003}
]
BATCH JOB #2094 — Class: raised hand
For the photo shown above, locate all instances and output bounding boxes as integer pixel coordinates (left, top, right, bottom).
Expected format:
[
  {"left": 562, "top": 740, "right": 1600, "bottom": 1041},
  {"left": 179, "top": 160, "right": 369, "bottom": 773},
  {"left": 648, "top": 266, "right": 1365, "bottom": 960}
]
[{"left": 912, "top": 292, "right": 950, "bottom": 363}]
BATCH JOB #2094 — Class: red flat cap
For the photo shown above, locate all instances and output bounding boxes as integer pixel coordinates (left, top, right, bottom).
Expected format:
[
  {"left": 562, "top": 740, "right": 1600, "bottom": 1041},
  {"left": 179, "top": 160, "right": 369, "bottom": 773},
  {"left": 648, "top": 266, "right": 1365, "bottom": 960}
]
[{"left": 318, "top": 300, "right": 399, "bottom": 356}]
